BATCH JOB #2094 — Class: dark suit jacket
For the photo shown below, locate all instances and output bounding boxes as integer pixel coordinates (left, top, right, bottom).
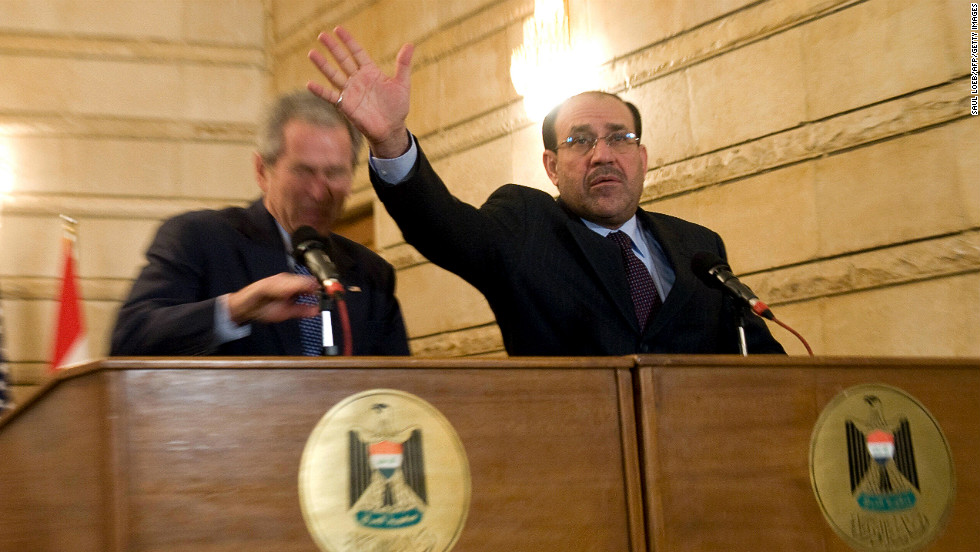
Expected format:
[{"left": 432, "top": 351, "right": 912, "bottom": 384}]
[
  {"left": 372, "top": 141, "right": 784, "bottom": 356},
  {"left": 111, "top": 199, "right": 409, "bottom": 356}
]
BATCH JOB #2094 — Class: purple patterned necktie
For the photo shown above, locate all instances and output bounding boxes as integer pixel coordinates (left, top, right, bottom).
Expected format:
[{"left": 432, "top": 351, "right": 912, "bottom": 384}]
[
  {"left": 607, "top": 231, "right": 662, "bottom": 328},
  {"left": 293, "top": 264, "right": 322, "bottom": 356}
]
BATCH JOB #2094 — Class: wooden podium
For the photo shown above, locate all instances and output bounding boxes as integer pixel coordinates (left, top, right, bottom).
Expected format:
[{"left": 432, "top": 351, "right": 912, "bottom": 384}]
[
  {"left": 0, "top": 357, "right": 643, "bottom": 552},
  {"left": 634, "top": 356, "right": 979, "bottom": 552},
  {"left": 1, "top": 356, "right": 977, "bottom": 551}
]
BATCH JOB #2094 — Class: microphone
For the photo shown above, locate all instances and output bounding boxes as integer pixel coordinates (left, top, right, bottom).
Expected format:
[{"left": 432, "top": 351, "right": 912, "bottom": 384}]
[
  {"left": 691, "top": 251, "right": 773, "bottom": 320},
  {"left": 291, "top": 226, "right": 343, "bottom": 295}
]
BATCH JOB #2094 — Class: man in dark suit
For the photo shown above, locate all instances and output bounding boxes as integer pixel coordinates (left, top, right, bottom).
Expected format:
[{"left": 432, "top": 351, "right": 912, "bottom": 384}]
[
  {"left": 307, "top": 28, "right": 783, "bottom": 355},
  {"left": 111, "top": 91, "right": 409, "bottom": 356}
]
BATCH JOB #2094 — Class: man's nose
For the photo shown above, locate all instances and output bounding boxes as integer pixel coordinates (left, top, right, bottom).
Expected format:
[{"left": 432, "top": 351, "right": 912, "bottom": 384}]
[
  {"left": 306, "top": 175, "right": 332, "bottom": 199},
  {"left": 589, "top": 138, "right": 616, "bottom": 162}
]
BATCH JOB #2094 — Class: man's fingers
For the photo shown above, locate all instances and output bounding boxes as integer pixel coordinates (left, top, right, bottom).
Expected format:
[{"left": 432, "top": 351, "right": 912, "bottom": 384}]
[
  {"left": 232, "top": 273, "right": 321, "bottom": 324},
  {"left": 308, "top": 48, "right": 346, "bottom": 94},
  {"left": 336, "top": 26, "right": 373, "bottom": 71},
  {"left": 280, "top": 273, "right": 320, "bottom": 297},
  {"left": 306, "top": 80, "right": 329, "bottom": 102},
  {"left": 393, "top": 43, "right": 415, "bottom": 88},
  {"left": 282, "top": 303, "right": 320, "bottom": 321},
  {"left": 318, "top": 27, "right": 360, "bottom": 77}
]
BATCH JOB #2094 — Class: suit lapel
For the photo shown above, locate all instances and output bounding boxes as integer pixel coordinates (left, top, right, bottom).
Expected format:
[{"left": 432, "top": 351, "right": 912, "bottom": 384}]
[
  {"left": 237, "top": 199, "right": 304, "bottom": 355},
  {"left": 558, "top": 204, "right": 642, "bottom": 333},
  {"left": 637, "top": 210, "right": 699, "bottom": 339}
]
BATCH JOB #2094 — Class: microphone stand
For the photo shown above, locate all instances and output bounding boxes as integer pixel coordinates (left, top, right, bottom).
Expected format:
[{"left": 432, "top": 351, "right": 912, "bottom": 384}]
[
  {"left": 735, "top": 307, "right": 748, "bottom": 356},
  {"left": 318, "top": 292, "right": 340, "bottom": 357},
  {"left": 319, "top": 279, "right": 352, "bottom": 356},
  {"left": 730, "top": 294, "right": 815, "bottom": 356}
]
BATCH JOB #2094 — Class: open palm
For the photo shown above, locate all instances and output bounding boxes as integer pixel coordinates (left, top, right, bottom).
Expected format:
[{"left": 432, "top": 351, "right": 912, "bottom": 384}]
[{"left": 308, "top": 26, "right": 414, "bottom": 157}]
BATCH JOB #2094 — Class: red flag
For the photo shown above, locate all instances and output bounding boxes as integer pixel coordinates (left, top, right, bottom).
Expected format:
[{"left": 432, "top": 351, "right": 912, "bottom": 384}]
[{"left": 50, "top": 234, "right": 88, "bottom": 371}]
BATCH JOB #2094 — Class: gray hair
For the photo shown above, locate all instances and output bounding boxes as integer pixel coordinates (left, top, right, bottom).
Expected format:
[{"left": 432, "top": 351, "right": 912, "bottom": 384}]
[{"left": 256, "top": 90, "right": 364, "bottom": 167}]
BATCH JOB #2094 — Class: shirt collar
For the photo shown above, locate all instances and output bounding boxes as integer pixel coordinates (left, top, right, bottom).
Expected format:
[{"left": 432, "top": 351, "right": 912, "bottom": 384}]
[
  {"left": 274, "top": 220, "right": 292, "bottom": 252},
  {"left": 581, "top": 215, "right": 640, "bottom": 240},
  {"left": 581, "top": 215, "right": 649, "bottom": 259}
]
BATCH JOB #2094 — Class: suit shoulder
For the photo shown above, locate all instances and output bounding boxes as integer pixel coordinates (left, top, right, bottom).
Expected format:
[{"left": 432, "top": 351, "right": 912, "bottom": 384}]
[
  {"left": 150, "top": 204, "right": 261, "bottom": 258},
  {"left": 162, "top": 205, "right": 247, "bottom": 230},
  {"left": 490, "top": 183, "right": 554, "bottom": 202},
  {"left": 480, "top": 184, "right": 567, "bottom": 234},
  {"left": 485, "top": 184, "right": 560, "bottom": 215},
  {"left": 330, "top": 233, "right": 394, "bottom": 270},
  {"left": 645, "top": 210, "right": 720, "bottom": 238}
]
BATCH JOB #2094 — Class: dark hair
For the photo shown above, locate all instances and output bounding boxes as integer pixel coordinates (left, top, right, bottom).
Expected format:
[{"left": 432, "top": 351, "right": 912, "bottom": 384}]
[
  {"left": 542, "top": 91, "right": 642, "bottom": 152},
  {"left": 257, "top": 90, "right": 364, "bottom": 167}
]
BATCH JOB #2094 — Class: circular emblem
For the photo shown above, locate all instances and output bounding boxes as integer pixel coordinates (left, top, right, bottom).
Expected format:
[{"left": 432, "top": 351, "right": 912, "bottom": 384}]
[
  {"left": 810, "top": 384, "right": 955, "bottom": 552},
  {"left": 299, "top": 389, "right": 470, "bottom": 552}
]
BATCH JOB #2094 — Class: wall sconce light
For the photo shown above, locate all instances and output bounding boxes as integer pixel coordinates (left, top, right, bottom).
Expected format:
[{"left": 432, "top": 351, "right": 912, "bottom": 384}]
[{"left": 510, "top": 0, "right": 602, "bottom": 122}]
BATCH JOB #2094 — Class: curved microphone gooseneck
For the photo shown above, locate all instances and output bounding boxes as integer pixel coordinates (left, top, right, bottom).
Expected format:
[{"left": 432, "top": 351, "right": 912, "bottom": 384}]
[{"left": 691, "top": 252, "right": 812, "bottom": 356}]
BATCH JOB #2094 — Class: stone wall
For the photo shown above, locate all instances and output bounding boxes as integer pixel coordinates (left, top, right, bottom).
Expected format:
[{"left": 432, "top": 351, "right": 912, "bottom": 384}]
[
  {"left": 272, "top": 0, "right": 979, "bottom": 357},
  {"left": 1, "top": 0, "right": 977, "bottom": 403}
]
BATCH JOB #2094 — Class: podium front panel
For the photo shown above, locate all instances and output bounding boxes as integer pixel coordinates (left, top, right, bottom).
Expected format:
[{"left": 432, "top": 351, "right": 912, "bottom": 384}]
[
  {"left": 0, "top": 357, "right": 643, "bottom": 552},
  {"left": 635, "top": 356, "right": 979, "bottom": 552}
]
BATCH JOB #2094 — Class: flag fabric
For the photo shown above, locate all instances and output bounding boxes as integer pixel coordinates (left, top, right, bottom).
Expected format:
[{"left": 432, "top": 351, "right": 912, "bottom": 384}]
[
  {"left": 50, "top": 232, "right": 88, "bottom": 371},
  {"left": 1, "top": 284, "right": 12, "bottom": 412}
]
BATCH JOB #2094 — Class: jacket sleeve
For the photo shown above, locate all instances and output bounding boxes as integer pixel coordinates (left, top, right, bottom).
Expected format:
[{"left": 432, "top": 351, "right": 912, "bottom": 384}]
[
  {"left": 371, "top": 139, "right": 510, "bottom": 290},
  {"left": 110, "top": 214, "right": 221, "bottom": 356}
]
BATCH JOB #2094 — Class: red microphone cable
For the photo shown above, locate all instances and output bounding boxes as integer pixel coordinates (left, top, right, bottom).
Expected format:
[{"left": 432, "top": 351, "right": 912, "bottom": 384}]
[
  {"left": 743, "top": 297, "right": 813, "bottom": 356},
  {"left": 770, "top": 313, "right": 813, "bottom": 356},
  {"left": 324, "top": 280, "right": 353, "bottom": 356}
]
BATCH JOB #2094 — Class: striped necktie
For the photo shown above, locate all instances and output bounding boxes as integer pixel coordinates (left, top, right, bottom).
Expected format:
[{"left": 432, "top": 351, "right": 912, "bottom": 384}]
[{"left": 607, "top": 231, "right": 662, "bottom": 328}]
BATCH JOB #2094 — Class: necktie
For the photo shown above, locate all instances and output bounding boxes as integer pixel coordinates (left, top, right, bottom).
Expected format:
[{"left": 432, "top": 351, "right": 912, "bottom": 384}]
[
  {"left": 293, "top": 264, "right": 323, "bottom": 356},
  {"left": 607, "top": 231, "right": 662, "bottom": 327}
]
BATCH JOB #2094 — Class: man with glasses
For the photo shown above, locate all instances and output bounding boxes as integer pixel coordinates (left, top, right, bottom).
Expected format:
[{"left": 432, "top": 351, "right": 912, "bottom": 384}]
[{"left": 309, "top": 27, "right": 783, "bottom": 355}]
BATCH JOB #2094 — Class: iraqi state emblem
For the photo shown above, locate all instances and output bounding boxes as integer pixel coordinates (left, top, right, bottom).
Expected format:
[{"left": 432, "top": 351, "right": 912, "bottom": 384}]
[
  {"left": 299, "top": 390, "right": 470, "bottom": 552},
  {"left": 349, "top": 404, "right": 427, "bottom": 529},
  {"left": 845, "top": 396, "right": 919, "bottom": 513},
  {"left": 810, "top": 384, "right": 954, "bottom": 552}
]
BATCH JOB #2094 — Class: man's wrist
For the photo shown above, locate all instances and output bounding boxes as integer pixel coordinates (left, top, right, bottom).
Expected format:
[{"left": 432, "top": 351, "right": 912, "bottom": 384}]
[
  {"left": 215, "top": 294, "right": 251, "bottom": 345},
  {"left": 369, "top": 127, "right": 412, "bottom": 159},
  {"left": 370, "top": 132, "right": 417, "bottom": 184}
]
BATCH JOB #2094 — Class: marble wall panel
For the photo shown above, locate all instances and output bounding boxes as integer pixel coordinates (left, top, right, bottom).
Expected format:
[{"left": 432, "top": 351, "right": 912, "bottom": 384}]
[
  {"left": 689, "top": 162, "right": 820, "bottom": 273},
  {"left": 396, "top": 262, "right": 495, "bottom": 339},
  {"left": 176, "top": 142, "right": 258, "bottom": 200},
  {"left": 0, "top": 0, "right": 264, "bottom": 46},
  {"left": 820, "top": 273, "right": 980, "bottom": 356},
  {"left": 627, "top": 70, "right": 697, "bottom": 170},
  {"left": 687, "top": 29, "right": 807, "bottom": 155},
  {"left": 0, "top": 0, "right": 184, "bottom": 39},
  {"left": 802, "top": 0, "right": 959, "bottom": 121},
  {"left": 952, "top": 116, "right": 980, "bottom": 225},
  {"left": 814, "top": 124, "right": 969, "bottom": 256}
]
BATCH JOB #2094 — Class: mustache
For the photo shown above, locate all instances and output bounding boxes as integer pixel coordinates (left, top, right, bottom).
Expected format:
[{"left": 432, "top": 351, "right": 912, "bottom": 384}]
[{"left": 587, "top": 166, "right": 627, "bottom": 186}]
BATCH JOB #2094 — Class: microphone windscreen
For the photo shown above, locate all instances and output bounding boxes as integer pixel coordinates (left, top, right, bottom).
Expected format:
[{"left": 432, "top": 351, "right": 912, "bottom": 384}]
[
  {"left": 290, "top": 225, "right": 322, "bottom": 250},
  {"left": 691, "top": 251, "right": 728, "bottom": 287}
]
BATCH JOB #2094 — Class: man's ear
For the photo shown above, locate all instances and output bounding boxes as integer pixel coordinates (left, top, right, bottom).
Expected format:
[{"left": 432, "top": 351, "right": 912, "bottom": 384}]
[
  {"left": 254, "top": 152, "right": 269, "bottom": 193},
  {"left": 542, "top": 150, "right": 559, "bottom": 186}
]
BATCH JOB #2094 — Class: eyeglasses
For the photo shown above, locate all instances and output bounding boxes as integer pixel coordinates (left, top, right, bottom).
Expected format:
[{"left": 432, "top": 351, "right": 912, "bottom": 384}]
[{"left": 558, "top": 131, "right": 640, "bottom": 155}]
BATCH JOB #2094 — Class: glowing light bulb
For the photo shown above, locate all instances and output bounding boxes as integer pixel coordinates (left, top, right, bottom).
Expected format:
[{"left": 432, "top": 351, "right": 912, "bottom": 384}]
[{"left": 510, "top": 0, "right": 601, "bottom": 122}]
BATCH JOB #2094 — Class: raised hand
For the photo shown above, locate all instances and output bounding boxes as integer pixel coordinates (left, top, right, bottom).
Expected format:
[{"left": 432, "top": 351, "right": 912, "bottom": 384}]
[{"left": 308, "top": 26, "right": 414, "bottom": 158}]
